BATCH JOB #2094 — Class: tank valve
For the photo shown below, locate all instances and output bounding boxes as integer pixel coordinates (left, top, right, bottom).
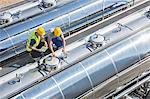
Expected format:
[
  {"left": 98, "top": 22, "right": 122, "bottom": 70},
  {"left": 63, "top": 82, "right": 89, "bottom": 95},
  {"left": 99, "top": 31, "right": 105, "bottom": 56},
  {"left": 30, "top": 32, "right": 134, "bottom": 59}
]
[
  {"left": 89, "top": 34, "right": 105, "bottom": 49},
  {"left": 41, "top": 0, "right": 56, "bottom": 8},
  {"left": 0, "top": 12, "right": 13, "bottom": 25},
  {"left": 145, "top": 8, "right": 150, "bottom": 19}
]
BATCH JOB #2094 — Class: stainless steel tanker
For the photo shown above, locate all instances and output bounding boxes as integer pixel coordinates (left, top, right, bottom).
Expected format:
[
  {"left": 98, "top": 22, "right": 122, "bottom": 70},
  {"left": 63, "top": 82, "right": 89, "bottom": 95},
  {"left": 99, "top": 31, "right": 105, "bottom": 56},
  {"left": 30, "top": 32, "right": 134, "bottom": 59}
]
[
  {"left": 0, "top": 5, "right": 150, "bottom": 98},
  {"left": 11, "top": 18, "right": 150, "bottom": 99},
  {"left": 0, "top": 0, "right": 75, "bottom": 27},
  {"left": 0, "top": 0, "right": 133, "bottom": 62}
]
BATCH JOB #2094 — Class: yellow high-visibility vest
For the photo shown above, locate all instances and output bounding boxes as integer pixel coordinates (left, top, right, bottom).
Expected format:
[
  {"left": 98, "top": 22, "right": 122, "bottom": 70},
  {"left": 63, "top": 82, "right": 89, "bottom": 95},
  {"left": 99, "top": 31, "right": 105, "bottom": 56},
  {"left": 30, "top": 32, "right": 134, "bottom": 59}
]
[{"left": 26, "top": 32, "right": 40, "bottom": 52}]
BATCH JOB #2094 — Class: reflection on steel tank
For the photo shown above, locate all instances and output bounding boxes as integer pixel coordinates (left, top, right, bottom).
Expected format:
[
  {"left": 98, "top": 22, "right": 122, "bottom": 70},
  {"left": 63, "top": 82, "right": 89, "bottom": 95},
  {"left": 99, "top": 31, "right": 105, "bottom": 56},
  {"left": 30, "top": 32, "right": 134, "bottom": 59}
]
[{"left": 0, "top": 0, "right": 133, "bottom": 62}]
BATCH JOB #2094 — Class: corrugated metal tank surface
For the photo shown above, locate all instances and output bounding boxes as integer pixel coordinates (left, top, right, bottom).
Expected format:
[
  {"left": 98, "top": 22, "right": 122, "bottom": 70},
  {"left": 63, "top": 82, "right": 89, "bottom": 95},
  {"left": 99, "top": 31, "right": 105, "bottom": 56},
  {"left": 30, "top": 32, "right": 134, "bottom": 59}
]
[{"left": 13, "top": 26, "right": 150, "bottom": 99}]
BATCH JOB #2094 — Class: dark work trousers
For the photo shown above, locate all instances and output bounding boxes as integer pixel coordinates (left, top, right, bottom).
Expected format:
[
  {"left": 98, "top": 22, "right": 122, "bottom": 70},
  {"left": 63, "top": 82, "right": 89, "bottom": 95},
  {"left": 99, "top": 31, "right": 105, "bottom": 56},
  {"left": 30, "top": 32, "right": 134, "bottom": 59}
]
[
  {"left": 30, "top": 42, "right": 45, "bottom": 59},
  {"left": 30, "top": 37, "right": 50, "bottom": 59}
]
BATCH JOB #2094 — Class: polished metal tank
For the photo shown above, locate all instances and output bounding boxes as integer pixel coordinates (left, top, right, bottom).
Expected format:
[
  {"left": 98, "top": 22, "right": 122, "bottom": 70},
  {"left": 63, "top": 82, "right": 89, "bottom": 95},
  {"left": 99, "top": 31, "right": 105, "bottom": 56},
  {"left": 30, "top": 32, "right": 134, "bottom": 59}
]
[
  {"left": 0, "top": 0, "right": 132, "bottom": 62},
  {"left": 12, "top": 18, "right": 150, "bottom": 99},
  {"left": 1, "top": 5, "right": 150, "bottom": 98},
  {"left": 0, "top": 0, "right": 75, "bottom": 26}
]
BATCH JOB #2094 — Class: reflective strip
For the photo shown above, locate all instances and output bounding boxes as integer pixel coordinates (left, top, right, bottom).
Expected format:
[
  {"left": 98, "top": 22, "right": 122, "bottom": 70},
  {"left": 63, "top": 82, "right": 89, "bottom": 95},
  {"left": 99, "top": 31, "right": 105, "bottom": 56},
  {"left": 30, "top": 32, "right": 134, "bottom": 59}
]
[
  {"left": 79, "top": 62, "right": 94, "bottom": 90},
  {"left": 26, "top": 32, "right": 40, "bottom": 52},
  {"left": 105, "top": 49, "right": 118, "bottom": 74},
  {"left": 51, "top": 77, "right": 65, "bottom": 99}
]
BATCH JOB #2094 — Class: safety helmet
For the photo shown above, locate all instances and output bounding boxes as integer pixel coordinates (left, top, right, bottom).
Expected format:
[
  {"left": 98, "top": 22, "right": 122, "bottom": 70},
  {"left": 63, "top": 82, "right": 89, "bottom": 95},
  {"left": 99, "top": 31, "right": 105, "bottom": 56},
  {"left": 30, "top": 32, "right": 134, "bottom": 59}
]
[
  {"left": 36, "top": 27, "right": 46, "bottom": 36},
  {"left": 54, "top": 27, "right": 62, "bottom": 37}
]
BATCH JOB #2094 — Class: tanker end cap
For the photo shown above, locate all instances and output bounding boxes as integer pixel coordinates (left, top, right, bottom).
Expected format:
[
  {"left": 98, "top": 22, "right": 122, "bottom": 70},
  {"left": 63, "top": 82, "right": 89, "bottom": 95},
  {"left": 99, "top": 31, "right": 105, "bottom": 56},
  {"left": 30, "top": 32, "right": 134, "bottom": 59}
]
[{"left": 41, "top": 0, "right": 56, "bottom": 8}]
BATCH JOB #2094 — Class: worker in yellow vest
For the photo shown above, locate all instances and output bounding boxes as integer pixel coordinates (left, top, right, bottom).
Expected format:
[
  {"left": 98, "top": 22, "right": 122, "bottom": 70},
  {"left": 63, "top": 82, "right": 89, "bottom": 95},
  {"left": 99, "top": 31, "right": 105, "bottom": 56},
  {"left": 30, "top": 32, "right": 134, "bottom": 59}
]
[
  {"left": 26, "top": 27, "right": 48, "bottom": 60},
  {"left": 48, "top": 27, "right": 66, "bottom": 57}
]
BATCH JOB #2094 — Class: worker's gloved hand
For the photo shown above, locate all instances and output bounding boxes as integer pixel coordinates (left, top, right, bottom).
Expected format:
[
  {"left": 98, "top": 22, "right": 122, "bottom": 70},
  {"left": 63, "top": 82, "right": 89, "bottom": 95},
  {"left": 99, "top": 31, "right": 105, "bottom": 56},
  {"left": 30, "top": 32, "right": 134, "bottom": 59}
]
[
  {"left": 62, "top": 48, "right": 66, "bottom": 53},
  {"left": 52, "top": 52, "right": 57, "bottom": 57},
  {"left": 38, "top": 49, "right": 44, "bottom": 52},
  {"left": 60, "top": 52, "right": 67, "bottom": 59},
  {"left": 39, "top": 46, "right": 48, "bottom": 52},
  {"left": 62, "top": 49, "right": 69, "bottom": 56},
  {"left": 36, "top": 49, "right": 43, "bottom": 52}
]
